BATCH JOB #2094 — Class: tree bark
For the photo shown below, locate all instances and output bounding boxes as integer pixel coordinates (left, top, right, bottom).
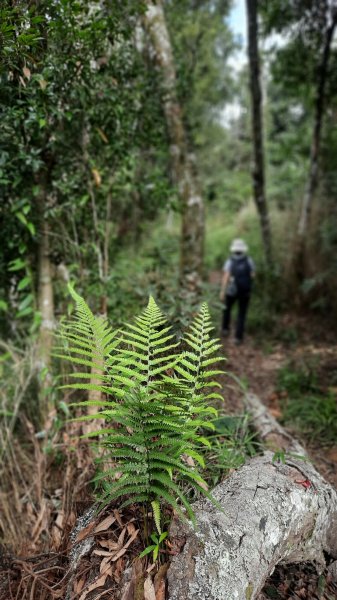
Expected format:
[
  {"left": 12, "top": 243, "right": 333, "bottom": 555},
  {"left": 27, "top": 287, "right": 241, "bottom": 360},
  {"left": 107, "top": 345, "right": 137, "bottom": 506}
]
[
  {"left": 143, "top": 0, "right": 204, "bottom": 295},
  {"left": 298, "top": 9, "right": 337, "bottom": 236},
  {"left": 246, "top": 0, "right": 273, "bottom": 268},
  {"left": 167, "top": 393, "right": 337, "bottom": 600},
  {"left": 36, "top": 175, "right": 55, "bottom": 420},
  {"left": 81, "top": 126, "right": 110, "bottom": 427}
]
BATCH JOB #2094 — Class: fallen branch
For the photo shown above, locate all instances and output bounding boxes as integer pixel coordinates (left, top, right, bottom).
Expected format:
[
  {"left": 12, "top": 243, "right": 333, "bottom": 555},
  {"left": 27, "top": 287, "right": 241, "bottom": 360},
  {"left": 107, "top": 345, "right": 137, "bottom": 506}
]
[{"left": 167, "top": 394, "right": 337, "bottom": 600}]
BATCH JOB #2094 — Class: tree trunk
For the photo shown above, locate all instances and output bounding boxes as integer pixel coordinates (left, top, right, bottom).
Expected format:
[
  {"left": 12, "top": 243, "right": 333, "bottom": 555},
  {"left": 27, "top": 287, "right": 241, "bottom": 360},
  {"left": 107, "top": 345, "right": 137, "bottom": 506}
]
[
  {"left": 167, "top": 393, "right": 337, "bottom": 600},
  {"left": 81, "top": 126, "right": 109, "bottom": 427},
  {"left": 36, "top": 177, "right": 55, "bottom": 421},
  {"left": 298, "top": 9, "right": 337, "bottom": 236},
  {"left": 246, "top": 0, "right": 272, "bottom": 267},
  {"left": 143, "top": 0, "right": 204, "bottom": 296},
  {"left": 83, "top": 194, "right": 112, "bottom": 434}
]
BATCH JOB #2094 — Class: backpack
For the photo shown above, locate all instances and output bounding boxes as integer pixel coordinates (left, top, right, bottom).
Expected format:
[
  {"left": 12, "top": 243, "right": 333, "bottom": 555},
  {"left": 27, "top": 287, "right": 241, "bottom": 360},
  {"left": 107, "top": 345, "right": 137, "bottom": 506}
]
[{"left": 229, "top": 256, "right": 252, "bottom": 295}]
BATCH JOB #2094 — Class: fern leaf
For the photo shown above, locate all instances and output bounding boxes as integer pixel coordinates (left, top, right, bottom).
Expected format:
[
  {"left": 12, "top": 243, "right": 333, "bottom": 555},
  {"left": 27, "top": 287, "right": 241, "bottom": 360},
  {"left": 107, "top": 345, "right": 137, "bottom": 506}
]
[{"left": 151, "top": 500, "right": 161, "bottom": 535}]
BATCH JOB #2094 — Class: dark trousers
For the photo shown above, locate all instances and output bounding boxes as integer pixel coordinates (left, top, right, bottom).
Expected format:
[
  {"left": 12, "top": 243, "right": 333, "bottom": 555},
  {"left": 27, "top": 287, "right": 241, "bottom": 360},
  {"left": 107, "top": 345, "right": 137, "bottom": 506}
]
[{"left": 222, "top": 293, "right": 250, "bottom": 341}]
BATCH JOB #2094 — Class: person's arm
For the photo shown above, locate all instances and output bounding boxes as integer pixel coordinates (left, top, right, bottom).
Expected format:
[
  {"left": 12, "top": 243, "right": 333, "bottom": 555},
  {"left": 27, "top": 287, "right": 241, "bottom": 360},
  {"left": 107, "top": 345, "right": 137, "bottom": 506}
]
[
  {"left": 220, "top": 271, "right": 230, "bottom": 301},
  {"left": 220, "top": 260, "right": 231, "bottom": 301}
]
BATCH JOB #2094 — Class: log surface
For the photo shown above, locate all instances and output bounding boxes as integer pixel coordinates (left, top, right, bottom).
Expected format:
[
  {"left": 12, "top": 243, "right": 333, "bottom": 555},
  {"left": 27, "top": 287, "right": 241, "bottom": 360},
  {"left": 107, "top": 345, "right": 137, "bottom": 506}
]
[{"left": 167, "top": 395, "right": 337, "bottom": 600}]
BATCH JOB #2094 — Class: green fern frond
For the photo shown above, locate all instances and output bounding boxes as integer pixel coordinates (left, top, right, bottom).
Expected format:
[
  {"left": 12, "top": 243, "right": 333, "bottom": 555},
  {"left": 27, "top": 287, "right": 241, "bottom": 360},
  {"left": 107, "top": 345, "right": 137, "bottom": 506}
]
[
  {"left": 57, "top": 284, "right": 118, "bottom": 395},
  {"left": 151, "top": 500, "right": 161, "bottom": 535}
]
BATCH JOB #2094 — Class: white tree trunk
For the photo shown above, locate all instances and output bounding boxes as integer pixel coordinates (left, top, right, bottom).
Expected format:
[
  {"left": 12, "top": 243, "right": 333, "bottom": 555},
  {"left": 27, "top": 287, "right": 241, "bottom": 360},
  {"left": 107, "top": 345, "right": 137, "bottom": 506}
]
[
  {"left": 167, "top": 394, "right": 337, "bottom": 600},
  {"left": 36, "top": 185, "right": 55, "bottom": 422},
  {"left": 143, "top": 0, "right": 204, "bottom": 294}
]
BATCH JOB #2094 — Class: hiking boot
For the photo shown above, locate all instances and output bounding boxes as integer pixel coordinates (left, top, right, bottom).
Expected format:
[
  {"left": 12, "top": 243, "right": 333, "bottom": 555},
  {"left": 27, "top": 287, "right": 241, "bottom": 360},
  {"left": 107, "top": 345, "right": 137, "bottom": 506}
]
[{"left": 234, "top": 338, "right": 243, "bottom": 345}]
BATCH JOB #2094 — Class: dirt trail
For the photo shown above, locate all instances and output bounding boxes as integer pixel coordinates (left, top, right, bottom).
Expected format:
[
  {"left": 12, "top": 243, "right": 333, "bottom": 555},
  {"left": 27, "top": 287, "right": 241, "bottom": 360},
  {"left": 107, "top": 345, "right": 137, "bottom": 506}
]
[{"left": 220, "top": 332, "right": 337, "bottom": 489}]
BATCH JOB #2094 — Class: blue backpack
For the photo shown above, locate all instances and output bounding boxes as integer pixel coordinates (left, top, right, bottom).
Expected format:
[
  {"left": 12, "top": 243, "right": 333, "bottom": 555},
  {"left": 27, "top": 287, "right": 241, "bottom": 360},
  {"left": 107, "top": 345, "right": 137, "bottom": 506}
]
[{"left": 230, "top": 257, "right": 252, "bottom": 294}]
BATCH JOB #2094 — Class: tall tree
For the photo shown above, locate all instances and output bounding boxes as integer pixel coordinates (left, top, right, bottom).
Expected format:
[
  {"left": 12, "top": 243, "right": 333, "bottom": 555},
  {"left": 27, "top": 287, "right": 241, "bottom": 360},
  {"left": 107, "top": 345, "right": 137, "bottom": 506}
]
[
  {"left": 246, "top": 0, "right": 273, "bottom": 267},
  {"left": 298, "top": 4, "right": 337, "bottom": 236},
  {"left": 143, "top": 0, "right": 205, "bottom": 295},
  {"left": 36, "top": 169, "right": 55, "bottom": 416}
]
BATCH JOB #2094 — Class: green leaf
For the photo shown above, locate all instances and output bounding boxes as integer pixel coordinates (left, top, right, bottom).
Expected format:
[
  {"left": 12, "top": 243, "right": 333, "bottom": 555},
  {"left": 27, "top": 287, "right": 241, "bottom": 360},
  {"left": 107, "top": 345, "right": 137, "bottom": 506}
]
[
  {"left": 8, "top": 258, "right": 25, "bottom": 271},
  {"left": 0, "top": 300, "right": 8, "bottom": 312},
  {"left": 153, "top": 545, "right": 159, "bottom": 561},
  {"left": 139, "top": 545, "right": 156, "bottom": 558},
  {"left": 18, "top": 275, "right": 31, "bottom": 291}
]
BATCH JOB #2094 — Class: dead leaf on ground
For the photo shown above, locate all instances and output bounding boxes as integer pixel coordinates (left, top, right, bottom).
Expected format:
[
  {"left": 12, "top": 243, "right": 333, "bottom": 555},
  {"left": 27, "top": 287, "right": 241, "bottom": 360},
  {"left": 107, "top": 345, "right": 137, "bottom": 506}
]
[
  {"left": 182, "top": 453, "right": 195, "bottom": 467},
  {"left": 154, "top": 563, "right": 168, "bottom": 600},
  {"left": 146, "top": 563, "right": 156, "bottom": 574},
  {"left": 100, "top": 555, "right": 114, "bottom": 575},
  {"left": 144, "top": 575, "right": 156, "bottom": 600},
  {"left": 94, "top": 549, "right": 116, "bottom": 557},
  {"left": 94, "top": 514, "right": 116, "bottom": 533},
  {"left": 114, "top": 508, "right": 123, "bottom": 527},
  {"left": 114, "top": 557, "right": 125, "bottom": 582},
  {"left": 127, "top": 521, "right": 136, "bottom": 535},
  {"left": 76, "top": 521, "right": 96, "bottom": 542},
  {"left": 94, "top": 528, "right": 139, "bottom": 563},
  {"left": 198, "top": 479, "right": 208, "bottom": 491},
  {"left": 118, "top": 527, "right": 127, "bottom": 547},
  {"left": 111, "top": 528, "right": 139, "bottom": 562},
  {"left": 98, "top": 539, "right": 120, "bottom": 551},
  {"left": 74, "top": 577, "right": 86, "bottom": 594},
  {"left": 79, "top": 568, "right": 112, "bottom": 600}
]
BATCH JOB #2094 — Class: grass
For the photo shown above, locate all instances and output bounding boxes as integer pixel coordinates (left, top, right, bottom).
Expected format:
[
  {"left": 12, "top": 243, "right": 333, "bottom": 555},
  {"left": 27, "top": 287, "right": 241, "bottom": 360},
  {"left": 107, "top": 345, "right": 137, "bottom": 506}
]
[
  {"left": 202, "top": 414, "right": 258, "bottom": 487},
  {"left": 277, "top": 360, "right": 337, "bottom": 446},
  {"left": 283, "top": 393, "right": 337, "bottom": 446}
]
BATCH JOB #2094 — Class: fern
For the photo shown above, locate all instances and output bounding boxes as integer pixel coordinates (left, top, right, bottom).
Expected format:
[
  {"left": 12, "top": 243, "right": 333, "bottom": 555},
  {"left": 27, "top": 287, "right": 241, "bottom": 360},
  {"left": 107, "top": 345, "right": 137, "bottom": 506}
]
[
  {"left": 59, "top": 291, "right": 224, "bottom": 531},
  {"left": 169, "top": 303, "right": 225, "bottom": 459}
]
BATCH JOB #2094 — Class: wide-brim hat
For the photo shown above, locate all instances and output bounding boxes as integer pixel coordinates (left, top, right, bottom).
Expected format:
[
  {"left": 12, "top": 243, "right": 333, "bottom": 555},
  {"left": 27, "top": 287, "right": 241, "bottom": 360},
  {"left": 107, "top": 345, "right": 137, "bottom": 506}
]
[{"left": 230, "top": 238, "right": 248, "bottom": 253}]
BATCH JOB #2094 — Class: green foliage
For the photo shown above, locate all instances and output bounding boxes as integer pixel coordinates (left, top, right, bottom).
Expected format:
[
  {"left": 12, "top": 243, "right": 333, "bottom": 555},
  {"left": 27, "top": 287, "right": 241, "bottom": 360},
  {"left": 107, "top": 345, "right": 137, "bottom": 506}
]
[
  {"left": 202, "top": 415, "right": 257, "bottom": 487},
  {"left": 277, "top": 360, "right": 318, "bottom": 396},
  {"left": 0, "top": 0, "right": 171, "bottom": 340},
  {"left": 59, "top": 288, "right": 224, "bottom": 528},
  {"left": 139, "top": 531, "right": 168, "bottom": 562},
  {"left": 283, "top": 392, "right": 337, "bottom": 446},
  {"left": 272, "top": 450, "right": 307, "bottom": 464},
  {"left": 277, "top": 359, "right": 337, "bottom": 445}
]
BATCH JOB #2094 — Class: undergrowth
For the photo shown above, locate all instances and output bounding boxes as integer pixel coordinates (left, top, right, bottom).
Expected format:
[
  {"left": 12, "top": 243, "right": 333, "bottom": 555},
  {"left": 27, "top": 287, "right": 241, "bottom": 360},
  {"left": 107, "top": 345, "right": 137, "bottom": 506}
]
[
  {"left": 202, "top": 414, "right": 257, "bottom": 487},
  {"left": 277, "top": 360, "right": 337, "bottom": 446}
]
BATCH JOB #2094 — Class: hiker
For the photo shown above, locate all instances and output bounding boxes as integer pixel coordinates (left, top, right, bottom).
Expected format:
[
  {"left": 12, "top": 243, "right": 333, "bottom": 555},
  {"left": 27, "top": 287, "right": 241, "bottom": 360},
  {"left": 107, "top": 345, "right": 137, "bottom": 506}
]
[{"left": 220, "top": 238, "right": 255, "bottom": 344}]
